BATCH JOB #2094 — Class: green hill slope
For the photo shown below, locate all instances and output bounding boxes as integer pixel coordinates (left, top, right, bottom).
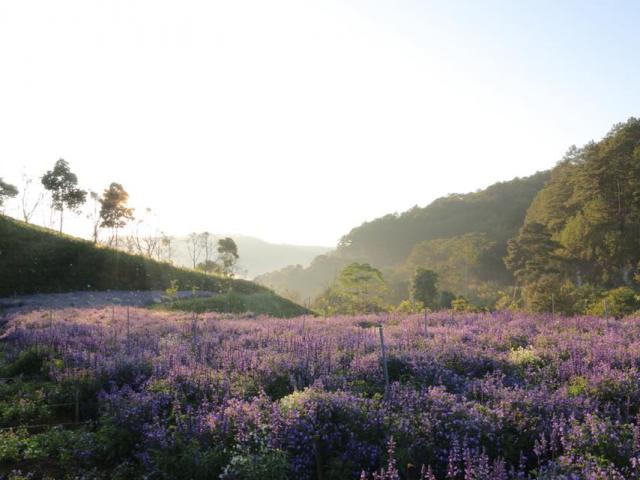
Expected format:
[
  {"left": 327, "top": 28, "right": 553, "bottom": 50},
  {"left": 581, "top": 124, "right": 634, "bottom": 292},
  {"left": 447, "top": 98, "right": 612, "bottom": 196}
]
[{"left": 0, "top": 215, "right": 306, "bottom": 316}]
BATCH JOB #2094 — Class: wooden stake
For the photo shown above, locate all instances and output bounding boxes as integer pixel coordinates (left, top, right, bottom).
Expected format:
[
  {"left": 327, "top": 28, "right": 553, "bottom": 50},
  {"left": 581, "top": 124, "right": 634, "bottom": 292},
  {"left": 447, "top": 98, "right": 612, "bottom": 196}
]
[
  {"left": 313, "top": 435, "right": 324, "bottom": 480},
  {"left": 74, "top": 386, "right": 80, "bottom": 423},
  {"left": 424, "top": 308, "right": 428, "bottom": 336},
  {"left": 379, "top": 325, "right": 390, "bottom": 399}
]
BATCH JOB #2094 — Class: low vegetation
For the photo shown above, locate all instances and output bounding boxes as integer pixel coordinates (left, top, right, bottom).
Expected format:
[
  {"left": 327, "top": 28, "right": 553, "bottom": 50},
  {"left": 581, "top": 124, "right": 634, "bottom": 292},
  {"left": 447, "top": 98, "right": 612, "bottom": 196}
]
[
  {"left": 2, "top": 308, "right": 640, "bottom": 478},
  {"left": 154, "top": 291, "right": 309, "bottom": 318}
]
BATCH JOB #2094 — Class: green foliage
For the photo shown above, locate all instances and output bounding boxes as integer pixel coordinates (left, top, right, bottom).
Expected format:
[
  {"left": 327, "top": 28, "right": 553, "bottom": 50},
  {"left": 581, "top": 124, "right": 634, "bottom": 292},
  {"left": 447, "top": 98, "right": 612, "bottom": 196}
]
[
  {"left": 221, "top": 447, "right": 289, "bottom": 480},
  {"left": 587, "top": 287, "right": 640, "bottom": 318},
  {"left": 99, "top": 183, "right": 134, "bottom": 247},
  {"left": 314, "top": 263, "right": 388, "bottom": 315},
  {"left": 148, "top": 436, "right": 228, "bottom": 480},
  {"left": 0, "top": 427, "right": 96, "bottom": 475},
  {"left": 509, "top": 346, "right": 544, "bottom": 369},
  {"left": 393, "top": 299, "right": 424, "bottom": 314},
  {"left": 257, "top": 171, "right": 549, "bottom": 304},
  {"left": 410, "top": 268, "right": 438, "bottom": 309},
  {"left": 524, "top": 118, "right": 640, "bottom": 288},
  {"left": 196, "top": 259, "right": 221, "bottom": 275},
  {"left": 1, "top": 347, "right": 49, "bottom": 379},
  {"left": 165, "top": 279, "right": 179, "bottom": 299},
  {"left": 438, "top": 290, "right": 455, "bottom": 309},
  {"left": 0, "top": 178, "right": 18, "bottom": 207},
  {"left": 505, "top": 222, "right": 564, "bottom": 286},
  {"left": 155, "top": 291, "right": 309, "bottom": 318},
  {"left": 451, "top": 296, "right": 481, "bottom": 312},
  {"left": 40, "top": 159, "right": 87, "bottom": 232},
  {"left": 338, "top": 171, "right": 550, "bottom": 267},
  {"left": 404, "top": 233, "right": 503, "bottom": 306},
  {"left": 217, "top": 237, "right": 240, "bottom": 277}
]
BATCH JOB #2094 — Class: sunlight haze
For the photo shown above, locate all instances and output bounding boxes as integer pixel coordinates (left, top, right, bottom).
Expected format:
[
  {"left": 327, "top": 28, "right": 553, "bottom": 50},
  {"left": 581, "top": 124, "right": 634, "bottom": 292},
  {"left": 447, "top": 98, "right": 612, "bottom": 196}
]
[{"left": 2, "top": 0, "right": 639, "bottom": 245}]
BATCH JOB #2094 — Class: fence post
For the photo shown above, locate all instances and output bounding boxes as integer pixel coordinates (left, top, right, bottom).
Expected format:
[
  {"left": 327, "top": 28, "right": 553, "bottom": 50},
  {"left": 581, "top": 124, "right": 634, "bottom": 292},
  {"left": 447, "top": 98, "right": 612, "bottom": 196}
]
[
  {"left": 192, "top": 312, "right": 198, "bottom": 360},
  {"left": 378, "top": 325, "right": 390, "bottom": 399},
  {"left": 74, "top": 385, "right": 80, "bottom": 423},
  {"left": 424, "top": 308, "right": 428, "bottom": 337},
  {"left": 313, "top": 434, "right": 324, "bottom": 480},
  {"left": 551, "top": 294, "right": 555, "bottom": 317},
  {"left": 603, "top": 299, "right": 608, "bottom": 318},
  {"left": 126, "top": 306, "right": 130, "bottom": 342}
]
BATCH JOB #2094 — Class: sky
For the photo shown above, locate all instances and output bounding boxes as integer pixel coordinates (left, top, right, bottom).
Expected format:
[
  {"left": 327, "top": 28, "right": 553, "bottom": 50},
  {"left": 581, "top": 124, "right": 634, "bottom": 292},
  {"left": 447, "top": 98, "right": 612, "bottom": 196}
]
[{"left": 1, "top": 0, "right": 639, "bottom": 246}]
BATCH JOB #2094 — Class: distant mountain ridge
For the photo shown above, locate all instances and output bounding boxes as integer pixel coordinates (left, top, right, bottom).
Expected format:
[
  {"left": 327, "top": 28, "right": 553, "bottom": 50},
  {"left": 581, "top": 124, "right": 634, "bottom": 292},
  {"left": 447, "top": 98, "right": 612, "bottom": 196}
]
[{"left": 169, "top": 234, "right": 331, "bottom": 278}]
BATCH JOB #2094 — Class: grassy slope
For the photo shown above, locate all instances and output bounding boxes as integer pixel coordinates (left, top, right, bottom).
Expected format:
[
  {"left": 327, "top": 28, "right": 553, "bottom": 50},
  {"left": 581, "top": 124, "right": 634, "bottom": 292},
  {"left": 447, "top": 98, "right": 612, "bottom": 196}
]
[{"left": 0, "top": 215, "right": 306, "bottom": 317}]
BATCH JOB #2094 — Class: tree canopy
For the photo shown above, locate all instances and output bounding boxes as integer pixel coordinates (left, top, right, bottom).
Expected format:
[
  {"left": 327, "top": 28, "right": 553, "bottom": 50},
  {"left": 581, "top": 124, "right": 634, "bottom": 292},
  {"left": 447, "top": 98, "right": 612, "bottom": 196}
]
[
  {"left": 99, "top": 183, "right": 134, "bottom": 247},
  {"left": 41, "top": 159, "right": 87, "bottom": 233},
  {"left": 0, "top": 178, "right": 18, "bottom": 208},
  {"left": 314, "top": 262, "right": 388, "bottom": 315}
]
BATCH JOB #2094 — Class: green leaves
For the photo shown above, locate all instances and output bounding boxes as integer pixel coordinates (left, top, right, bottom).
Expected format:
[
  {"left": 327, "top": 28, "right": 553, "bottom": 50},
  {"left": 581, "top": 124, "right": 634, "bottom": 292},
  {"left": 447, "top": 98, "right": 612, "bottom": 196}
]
[
  {"left": 0, "top": 178, "right": 18, "bottom": 207},
  {"left": 99, "top": 183, "right": 134, "bottom": 230},
  {"left": 316, "top": 262, "right": 388, "bottom": 315}
]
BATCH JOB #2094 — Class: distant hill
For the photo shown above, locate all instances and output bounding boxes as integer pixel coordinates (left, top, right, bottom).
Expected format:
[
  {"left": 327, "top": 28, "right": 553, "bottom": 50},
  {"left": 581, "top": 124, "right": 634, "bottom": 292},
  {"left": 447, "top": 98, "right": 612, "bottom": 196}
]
[
  {"left": 169, "top": 234, "right": 330, "bottom": 278},
  {"left": 255, "top": 170, "right": 551, "bottom": 304},
  {"left": 0, "top": 215, "right": 306, "bottom": 317}
]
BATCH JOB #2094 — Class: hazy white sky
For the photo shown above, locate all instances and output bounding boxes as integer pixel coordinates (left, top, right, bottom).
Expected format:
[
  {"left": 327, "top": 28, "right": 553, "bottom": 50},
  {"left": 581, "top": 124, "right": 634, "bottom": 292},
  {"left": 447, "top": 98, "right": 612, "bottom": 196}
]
[{"left": 2, "top": 0, "right": 639, "bottom": 246}]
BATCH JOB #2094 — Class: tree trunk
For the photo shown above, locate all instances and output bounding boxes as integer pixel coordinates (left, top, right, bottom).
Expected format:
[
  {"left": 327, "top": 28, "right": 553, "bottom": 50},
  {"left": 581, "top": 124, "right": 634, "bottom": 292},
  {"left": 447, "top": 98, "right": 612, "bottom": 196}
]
[{"left": 59, "top": 207, "right": 64, "bottom": 233}]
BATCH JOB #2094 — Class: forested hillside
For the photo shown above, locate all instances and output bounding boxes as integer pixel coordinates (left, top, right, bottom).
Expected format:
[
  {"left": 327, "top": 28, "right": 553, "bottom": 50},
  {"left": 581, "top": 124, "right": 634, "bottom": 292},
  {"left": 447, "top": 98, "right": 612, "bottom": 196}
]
[
  {"left": 258, "top": 118, "right": 640, "bottom": 314},
  {"left": 256, "top": 170, "right": 551, "bottom": 304},
  {"left": 505, "top": 117, "right": 640, "bottom": 312}
]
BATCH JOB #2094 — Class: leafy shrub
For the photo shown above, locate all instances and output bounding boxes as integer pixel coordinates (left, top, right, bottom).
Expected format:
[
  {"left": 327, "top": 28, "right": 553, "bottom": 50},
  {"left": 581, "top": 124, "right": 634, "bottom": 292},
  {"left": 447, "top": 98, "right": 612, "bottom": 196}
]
[
  {"left": 221, "top": 448, "right": 289, "bottom": 480},
  {"left": 587, "top": 287, "right": 640, "bottom": 318},
  {"left": 1, "top": 347, "right": 49, "bottom": 378},
  {"left": 147, "top": 436, "right": 228, "bottom": 480}
]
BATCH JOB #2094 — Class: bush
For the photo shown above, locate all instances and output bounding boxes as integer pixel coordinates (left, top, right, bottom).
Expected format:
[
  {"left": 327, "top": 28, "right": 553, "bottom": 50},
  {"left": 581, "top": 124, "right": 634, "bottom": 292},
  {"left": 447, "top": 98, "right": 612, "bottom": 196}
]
[
  {"left": 1, "top": 347, "right": 49, "bottom": 378},
  {"left": 221, "top": 448, "right": 289, "bottom": 480},
  {"left": 587, "top": 287, "right": 640, "bottom": 318}
]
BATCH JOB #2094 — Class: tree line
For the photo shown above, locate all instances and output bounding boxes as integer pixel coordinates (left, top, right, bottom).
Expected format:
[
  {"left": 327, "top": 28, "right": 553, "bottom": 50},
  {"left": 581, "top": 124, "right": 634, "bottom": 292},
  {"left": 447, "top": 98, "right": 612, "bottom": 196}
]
[
  {"left": 295, "top": 118, "right": 640, "bottom": 317},
  {"left": 1, "top": 159, "right": 240, "bottom": 278}
]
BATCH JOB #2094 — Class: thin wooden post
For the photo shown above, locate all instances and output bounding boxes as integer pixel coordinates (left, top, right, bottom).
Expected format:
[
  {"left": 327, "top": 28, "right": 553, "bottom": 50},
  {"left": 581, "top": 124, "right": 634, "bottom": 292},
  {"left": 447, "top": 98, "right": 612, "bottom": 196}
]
[
  {"left": 126, "top": 306, "right": 130, "bottom": 342},
  {"left": 603, "top": 299, "right": 608, "bottom": 318},
  {"left": 424, "top": 308, "right": 428, "bottom": 336},
  {"left": 74, "top": 386, "right": 80, "bottom": 423},
  {"left": 379, "top": 325, "right": 390, "bottom": 399},
  {"left": 551, "top": 294, "right": 555, "bottom": 317},
  {"left": 192, "top": 312, "right": 198, "bottom": 360},
  {"left": 313, "top": 434, "right": 324, "bottom": 480}
]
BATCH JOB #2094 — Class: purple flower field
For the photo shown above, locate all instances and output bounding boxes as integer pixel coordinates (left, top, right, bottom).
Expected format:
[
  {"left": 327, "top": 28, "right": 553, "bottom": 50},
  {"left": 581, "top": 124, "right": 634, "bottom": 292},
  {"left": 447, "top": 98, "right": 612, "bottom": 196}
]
[{"left": 4, "top": 308, "right": 640, "bottom": 479}]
